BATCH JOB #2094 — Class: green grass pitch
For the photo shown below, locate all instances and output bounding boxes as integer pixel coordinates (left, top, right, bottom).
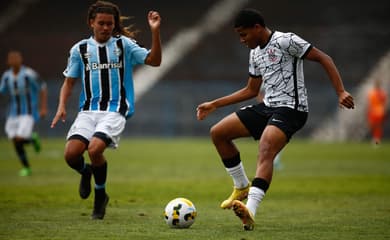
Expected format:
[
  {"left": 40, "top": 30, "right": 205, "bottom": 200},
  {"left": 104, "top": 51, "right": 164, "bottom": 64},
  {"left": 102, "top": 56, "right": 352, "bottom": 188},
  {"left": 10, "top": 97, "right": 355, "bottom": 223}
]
[{"left": 0, "top": 137, "right": 389, "bottom": 239}]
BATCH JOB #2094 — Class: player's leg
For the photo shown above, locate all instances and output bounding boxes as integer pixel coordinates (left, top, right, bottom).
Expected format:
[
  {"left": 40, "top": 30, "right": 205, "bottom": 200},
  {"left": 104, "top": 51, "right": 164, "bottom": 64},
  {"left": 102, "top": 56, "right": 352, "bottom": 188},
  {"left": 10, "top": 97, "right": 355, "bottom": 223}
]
[
  {"left": 368, "top": 115, "right": 378, "bottom": 144},
  {"left": 65, "top": 112, "right": 95, "bottom": 199},
  {"left": 219, "top": 104, "right": 272, "bottom": 210},
  {"left": 232, "top": 125, "right": 286, "bottom": 230},
  {"left": 233, "top": 108, "right": 307, "bottom": 230},
  {"left": 210, "top": 112, "right": 251, "bottom": 158},
  {"left": 88, "top": 136, "right": 110, "bottom": 220},
  {"left": 31, "top": 131, "right": 41, "bottom": 153},
  {"left": 6, "top": 116, "right": 35, "bottom": 176},
  {"left": 210, "top": 112, "right": 252, "bottom": 209},
  {"left": 64, "top": 138, "right": 91, "bottom": 198},
  {"left": 256, "top": 125, "right": 287, "bottom": 182},
  {"left": 373, "top": 116, "right": 385, "bottom": 145},
  {"left": 12, "top": 137, "right": 31, "bottom": 176},
  {"left": 88, "top": 112, "right": 125, "bottom": 220},
  {"left": 250, "top": 125, "right": 286, "bottom": 210}
]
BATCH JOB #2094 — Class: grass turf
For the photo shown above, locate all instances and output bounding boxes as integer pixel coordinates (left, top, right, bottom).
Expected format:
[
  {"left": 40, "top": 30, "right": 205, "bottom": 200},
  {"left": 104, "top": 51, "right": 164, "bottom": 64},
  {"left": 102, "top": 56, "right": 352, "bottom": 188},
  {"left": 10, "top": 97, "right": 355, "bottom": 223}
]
[{"left": 0, "top": 137, "right": 389, "bottom": 240}]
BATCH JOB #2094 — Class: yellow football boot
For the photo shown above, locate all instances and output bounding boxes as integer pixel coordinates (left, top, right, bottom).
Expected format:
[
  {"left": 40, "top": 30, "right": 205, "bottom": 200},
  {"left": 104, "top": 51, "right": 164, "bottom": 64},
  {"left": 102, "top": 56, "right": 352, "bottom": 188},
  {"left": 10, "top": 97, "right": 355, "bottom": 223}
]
[
  {"left": 220, "top": 185, "right": 250, "bottom": 209},
  {"left": 232, "top": 200, "right": 255, "bottom": 231}
]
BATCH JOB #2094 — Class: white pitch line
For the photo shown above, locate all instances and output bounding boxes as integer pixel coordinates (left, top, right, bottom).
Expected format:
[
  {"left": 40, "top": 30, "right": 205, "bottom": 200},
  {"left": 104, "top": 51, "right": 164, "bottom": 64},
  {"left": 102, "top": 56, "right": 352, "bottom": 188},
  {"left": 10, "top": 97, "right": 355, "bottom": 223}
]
[
  {"left": 133, "top": 0, "right": 250, "bottom": 102},
  {"left": 0, "top": 0, "right": 41, "bottom": 34}
]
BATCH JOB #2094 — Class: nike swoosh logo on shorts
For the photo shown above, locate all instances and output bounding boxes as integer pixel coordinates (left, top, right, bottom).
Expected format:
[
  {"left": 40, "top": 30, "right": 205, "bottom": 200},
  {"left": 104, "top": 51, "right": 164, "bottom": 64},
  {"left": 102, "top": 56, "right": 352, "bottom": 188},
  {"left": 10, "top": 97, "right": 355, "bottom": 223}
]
[{"left": 272, "top": 118, "right": 283, "bottom": 123}]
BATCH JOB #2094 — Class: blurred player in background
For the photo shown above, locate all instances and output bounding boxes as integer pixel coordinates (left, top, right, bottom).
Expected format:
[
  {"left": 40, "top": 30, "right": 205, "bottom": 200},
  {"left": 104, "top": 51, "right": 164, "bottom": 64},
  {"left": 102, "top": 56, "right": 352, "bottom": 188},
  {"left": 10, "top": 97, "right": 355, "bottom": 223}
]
[
  {"left": 0, "top": 50, "right": 47, "bottom": 176},
  {"left": 51, "top": 1, "right": 161, "bottom": 220},
  {"left": 367, "top": 79, "right": 387, "bottom": 145},
  {"left": 197, "top": 9, "right": 354, "bottom": 230}
]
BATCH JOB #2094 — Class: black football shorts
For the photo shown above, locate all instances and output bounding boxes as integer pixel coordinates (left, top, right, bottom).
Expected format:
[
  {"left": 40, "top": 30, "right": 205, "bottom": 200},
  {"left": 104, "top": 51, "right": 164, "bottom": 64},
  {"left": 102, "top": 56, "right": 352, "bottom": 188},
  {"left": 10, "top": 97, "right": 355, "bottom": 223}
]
[{"left": 236, "top": 103, "right": 308, "bottom": 141}]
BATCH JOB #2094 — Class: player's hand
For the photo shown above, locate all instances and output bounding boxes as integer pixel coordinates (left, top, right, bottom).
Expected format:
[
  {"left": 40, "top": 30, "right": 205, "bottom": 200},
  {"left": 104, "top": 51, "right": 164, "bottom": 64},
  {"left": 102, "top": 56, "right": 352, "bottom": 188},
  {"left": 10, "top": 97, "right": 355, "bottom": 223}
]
[
  {"left": 196, "top": 102, "right": 216, "bottom": 120},
  {"left": 51, "top": 107, "right": 66, "bottom": 128},
  {"left": 148, "top": 11, "right": 161, "bottom": 30},
  {"left": 338, "top": 90, "right": 354, "bottom": 109}
]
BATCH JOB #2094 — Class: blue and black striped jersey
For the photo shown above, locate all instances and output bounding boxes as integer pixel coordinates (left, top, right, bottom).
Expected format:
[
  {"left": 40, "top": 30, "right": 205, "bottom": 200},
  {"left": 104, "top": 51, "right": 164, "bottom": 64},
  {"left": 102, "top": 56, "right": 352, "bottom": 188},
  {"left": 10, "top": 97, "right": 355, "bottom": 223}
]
[
  {"left": 0, "top": 66, "right": 45, "bottom": 121},
  {"left": 64, "top": 35, "right": 149, "bottom": 118}
]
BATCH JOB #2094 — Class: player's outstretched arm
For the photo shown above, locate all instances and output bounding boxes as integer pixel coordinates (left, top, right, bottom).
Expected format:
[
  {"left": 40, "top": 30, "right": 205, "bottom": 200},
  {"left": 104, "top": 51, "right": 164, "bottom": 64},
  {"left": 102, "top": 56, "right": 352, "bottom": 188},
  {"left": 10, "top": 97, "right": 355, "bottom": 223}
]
[
  {"left": 145, "top": 11, "right": 161, "bottom": 67},
  {"left": 51, "top": 77, "right": 76, "bottom": 128},
  {"left": 306, "top": 47, "right": 354, "bottom": 109},
  {"left": 39, "top": 84, "right": 48, "bottom": 118},
  {"left": 196, "top": 77, "right": 262, "bottom": 120}
]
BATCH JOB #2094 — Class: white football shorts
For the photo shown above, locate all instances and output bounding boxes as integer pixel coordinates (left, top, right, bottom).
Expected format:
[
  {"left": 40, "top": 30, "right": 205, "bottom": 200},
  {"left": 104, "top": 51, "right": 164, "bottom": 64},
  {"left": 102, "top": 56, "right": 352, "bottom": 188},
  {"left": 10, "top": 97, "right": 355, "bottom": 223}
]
[
  {"left": 67, "top": 111, "right": 126, "bottom": 148},
  {"left": 5, "top": 115, "right": 34, "bottom": 139}
]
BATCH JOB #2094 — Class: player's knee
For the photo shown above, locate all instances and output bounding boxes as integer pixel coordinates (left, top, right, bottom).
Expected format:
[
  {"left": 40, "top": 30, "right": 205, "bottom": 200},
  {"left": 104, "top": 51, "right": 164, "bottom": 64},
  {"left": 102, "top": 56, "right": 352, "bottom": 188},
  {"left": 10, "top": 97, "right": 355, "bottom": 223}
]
[
  {"left": 64, "top": 148, "right": 81, "bottom": 164},
  {"left": 210, "top": 124, "right": 223, "bottom": 142},
  {"left": 64, "top": 139, "right": 87, "bottom": 164},
  {"left": 87, "top": 144, "right": 104, "bottom": 160}
]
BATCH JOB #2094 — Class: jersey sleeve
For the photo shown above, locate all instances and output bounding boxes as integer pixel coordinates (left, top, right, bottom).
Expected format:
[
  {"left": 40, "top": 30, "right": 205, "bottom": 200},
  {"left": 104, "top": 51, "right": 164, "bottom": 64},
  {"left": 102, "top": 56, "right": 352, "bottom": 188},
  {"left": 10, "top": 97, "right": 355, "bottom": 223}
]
[
  {"left": 63, "top": 44, "right": 82, "bottom": 78},
  {"left": 0, "top": 72, "right": 9, "bottom": 94},
  {"left": 25, "top": 67, "right": 41, "bottom": 92},
  {"left": 280, "top": 32, "right": 312, "bottom": 58},
  {"left": 125, "top": 38, "right": 150, "bottom": 66},
  {"left": 248, "top": 49, "right": 261, "bottom": 78},
  {"left": 33, "top": 73, "right": 47, "bottom": 92}
]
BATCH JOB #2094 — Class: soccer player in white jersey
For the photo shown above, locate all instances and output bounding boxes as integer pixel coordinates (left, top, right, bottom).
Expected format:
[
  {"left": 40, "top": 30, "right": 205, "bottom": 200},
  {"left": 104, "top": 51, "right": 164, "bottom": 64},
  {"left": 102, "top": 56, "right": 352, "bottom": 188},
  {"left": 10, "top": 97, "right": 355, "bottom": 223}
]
[
  {"left": 197, "top": 9, "right": 354, "bottom": 230},
  {"left": 51, "top": 1, "right": 161, "bottom": 220},
  {"left": 0, "top": 50, "right": 47, "bottom": 176}
]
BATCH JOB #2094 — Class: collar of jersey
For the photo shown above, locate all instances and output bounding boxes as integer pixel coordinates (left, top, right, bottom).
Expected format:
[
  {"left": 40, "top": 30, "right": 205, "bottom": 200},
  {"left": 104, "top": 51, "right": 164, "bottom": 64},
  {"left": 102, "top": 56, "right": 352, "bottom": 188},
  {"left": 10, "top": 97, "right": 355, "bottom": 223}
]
[{"left": 89, "top": 36, "right": 115, "bottom": 47}]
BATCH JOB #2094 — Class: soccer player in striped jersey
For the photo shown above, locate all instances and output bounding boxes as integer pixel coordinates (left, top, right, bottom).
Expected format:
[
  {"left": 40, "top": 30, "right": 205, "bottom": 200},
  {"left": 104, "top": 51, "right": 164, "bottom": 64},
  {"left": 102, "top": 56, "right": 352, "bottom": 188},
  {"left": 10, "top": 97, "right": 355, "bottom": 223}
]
[
  {"left": 197, "top": 9, "right": 355, "bottom": 230},
  {"left": 51, "top": 1, "right": 161, "bottom": 220},
  {"left": 0, "top": 50, "right": 48, "bottom": 176}
]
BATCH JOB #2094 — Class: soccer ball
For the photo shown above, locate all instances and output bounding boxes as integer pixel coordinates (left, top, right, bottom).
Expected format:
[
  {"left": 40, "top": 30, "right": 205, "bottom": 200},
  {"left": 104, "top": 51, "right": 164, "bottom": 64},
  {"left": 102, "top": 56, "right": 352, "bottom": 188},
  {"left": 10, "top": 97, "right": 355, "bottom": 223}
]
[{"left": 164, "top": 197, "right": 197, "bottom": 228}]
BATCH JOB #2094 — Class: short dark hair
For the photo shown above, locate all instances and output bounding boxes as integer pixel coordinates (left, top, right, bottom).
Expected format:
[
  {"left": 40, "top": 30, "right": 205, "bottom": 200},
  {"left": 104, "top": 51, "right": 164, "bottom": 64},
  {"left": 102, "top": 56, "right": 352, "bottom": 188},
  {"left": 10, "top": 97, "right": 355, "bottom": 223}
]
[{"left": 234, "top": 9, "right": 266, "bottom": 28}]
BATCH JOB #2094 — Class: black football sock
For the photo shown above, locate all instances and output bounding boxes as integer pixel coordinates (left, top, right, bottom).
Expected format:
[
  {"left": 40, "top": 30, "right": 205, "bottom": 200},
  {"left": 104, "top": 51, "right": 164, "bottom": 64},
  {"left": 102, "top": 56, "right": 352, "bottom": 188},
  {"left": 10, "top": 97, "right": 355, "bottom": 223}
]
[
  {"left": 252, "top": 178, "right": 270, "bottom": 193},
  {"left": 222, "top": 153, "right": 241, "bottom": 168},
  {"left": 92, "top": 161, "right": 107, "bottom": 195},
  {"left": 14, "top": 141, "right": 29, "bottom": 168},
  {"left": 67, "top": 155, "right": 89, "bottom": 174}
]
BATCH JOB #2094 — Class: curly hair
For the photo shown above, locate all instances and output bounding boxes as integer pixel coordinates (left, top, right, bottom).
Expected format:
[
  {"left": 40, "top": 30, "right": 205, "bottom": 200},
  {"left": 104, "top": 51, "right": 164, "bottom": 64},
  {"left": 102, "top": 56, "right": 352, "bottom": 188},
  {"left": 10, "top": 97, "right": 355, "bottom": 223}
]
[{"left": 87, "top": 1, "right": 138, "bottom": 38}]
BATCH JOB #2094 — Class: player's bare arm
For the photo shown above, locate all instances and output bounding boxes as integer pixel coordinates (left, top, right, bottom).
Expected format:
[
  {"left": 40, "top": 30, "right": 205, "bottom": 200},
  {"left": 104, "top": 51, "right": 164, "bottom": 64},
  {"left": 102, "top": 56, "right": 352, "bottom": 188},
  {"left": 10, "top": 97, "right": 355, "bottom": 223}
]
[
  {"left": 39, "top": 86, "right": 48, "bottom": 118},
  {"left": 51, "top": 77, "right": 76, "bottom": 128},
  {"left": 197, "top": 76, "right": 262, "bottom": 120},
  {"left": 145, "top": 11, "right": 162, "bottom": 66},
  {"left": 306, "top": 47, "right": 354, "bottom": 109}
]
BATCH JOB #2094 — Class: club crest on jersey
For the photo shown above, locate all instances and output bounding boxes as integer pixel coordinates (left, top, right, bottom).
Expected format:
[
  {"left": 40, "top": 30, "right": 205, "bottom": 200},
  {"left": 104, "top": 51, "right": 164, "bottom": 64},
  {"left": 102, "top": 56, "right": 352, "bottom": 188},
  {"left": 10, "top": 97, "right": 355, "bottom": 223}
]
[{"left": 267, "top": 48, "right": 278, "bottom": 62}]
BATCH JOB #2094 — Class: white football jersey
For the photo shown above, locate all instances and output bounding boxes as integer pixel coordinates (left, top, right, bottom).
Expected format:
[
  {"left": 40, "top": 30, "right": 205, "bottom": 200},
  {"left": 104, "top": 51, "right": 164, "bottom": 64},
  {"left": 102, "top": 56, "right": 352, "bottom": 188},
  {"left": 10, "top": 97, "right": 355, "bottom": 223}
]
[{"left": 249, "top": 31, "right": 312, "bottom": 112}]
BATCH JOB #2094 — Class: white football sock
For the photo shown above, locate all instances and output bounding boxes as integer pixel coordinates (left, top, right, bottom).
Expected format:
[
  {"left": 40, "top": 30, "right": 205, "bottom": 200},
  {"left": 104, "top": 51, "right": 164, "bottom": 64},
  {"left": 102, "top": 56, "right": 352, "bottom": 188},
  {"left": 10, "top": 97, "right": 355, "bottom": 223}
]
[
  {"left": 246, "top": 187, "right": 265, "bottom": 217},
  {"left": 225, "top": 162, "right": 250, "bottom": 189}
]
